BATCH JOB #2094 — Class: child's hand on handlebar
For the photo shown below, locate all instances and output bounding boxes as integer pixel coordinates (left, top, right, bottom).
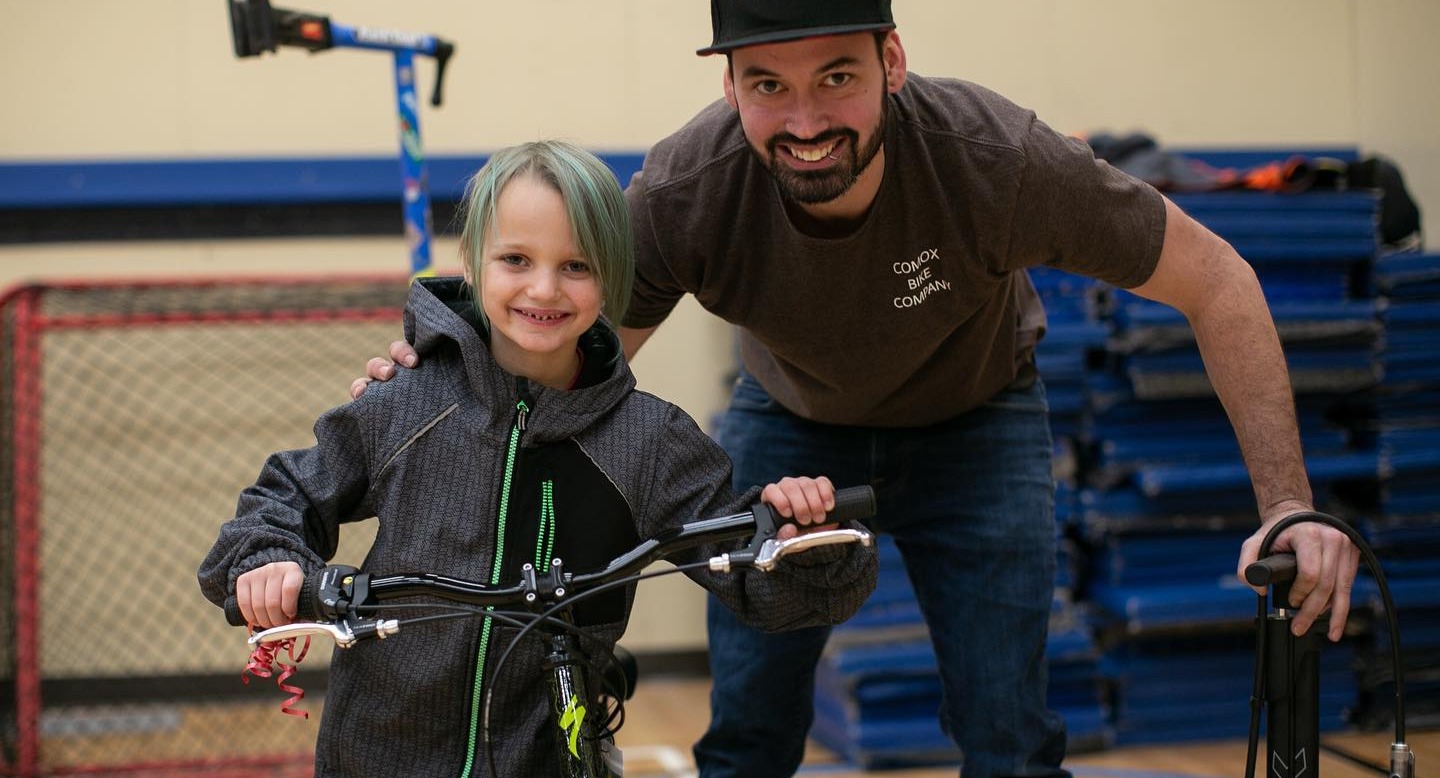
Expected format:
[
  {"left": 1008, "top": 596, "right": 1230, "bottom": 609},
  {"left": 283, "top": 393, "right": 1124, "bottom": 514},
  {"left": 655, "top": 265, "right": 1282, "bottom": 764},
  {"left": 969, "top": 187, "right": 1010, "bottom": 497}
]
[
  {"left": 762, "top": 476, "right": 838, "bottom": 540},
  {"left": 236, "top": 561, "right": 305, "bottom": 629}
]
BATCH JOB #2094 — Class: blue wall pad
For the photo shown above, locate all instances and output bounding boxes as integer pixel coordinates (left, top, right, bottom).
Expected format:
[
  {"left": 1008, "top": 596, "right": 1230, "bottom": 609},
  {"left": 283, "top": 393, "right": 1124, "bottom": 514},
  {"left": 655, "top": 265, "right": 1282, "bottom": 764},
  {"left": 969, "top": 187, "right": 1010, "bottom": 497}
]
[{"left": 0, "top": 154, "right": 647, "bottom": 209}]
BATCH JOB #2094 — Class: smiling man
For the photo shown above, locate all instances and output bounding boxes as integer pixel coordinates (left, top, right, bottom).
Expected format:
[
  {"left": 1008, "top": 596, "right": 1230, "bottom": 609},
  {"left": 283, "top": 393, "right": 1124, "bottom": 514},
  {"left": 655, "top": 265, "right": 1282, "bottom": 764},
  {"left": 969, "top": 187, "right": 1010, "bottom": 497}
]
[
  {"left": 614, "top": 2, "right": 1358, "bottom": 778},
  {"left": 360, "top": 2, "right": 1361, "bottom": 776}
]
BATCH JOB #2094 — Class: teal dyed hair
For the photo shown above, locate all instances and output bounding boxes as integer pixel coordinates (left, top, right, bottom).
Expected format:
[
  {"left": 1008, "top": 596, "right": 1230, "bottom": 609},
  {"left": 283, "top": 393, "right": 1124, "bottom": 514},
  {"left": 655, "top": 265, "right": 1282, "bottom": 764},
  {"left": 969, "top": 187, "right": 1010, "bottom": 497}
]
[{"left": 458, "top": 140, "right": 635, "bottom": 324}]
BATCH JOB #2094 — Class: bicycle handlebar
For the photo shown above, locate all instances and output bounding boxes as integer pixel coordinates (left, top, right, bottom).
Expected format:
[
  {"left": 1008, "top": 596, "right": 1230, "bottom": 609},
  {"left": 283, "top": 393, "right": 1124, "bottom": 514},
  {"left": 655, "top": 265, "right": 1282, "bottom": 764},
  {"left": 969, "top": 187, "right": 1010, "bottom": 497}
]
[{"left": 238, "top": 485, "right": 877, "bottom": 642}]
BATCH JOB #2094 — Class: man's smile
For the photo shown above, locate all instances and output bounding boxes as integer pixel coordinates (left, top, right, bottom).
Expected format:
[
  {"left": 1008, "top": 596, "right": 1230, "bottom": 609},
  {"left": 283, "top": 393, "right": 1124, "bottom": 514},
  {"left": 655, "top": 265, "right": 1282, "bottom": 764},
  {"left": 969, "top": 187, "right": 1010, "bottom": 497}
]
[{"left": 782, "top": 137, "right": 842, "bottom": 163}]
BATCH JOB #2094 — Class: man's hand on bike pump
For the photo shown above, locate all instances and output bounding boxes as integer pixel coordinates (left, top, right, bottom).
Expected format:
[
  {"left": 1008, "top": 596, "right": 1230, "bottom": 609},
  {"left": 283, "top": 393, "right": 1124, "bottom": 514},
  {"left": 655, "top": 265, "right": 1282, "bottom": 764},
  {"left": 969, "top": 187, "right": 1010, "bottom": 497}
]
[
  {"left": 1237, "top": 501, "right": 1360, "bottom": 643},
  {"left": 350, "top": 340, "right": 417, "bottom": 399},
  {"left": 236, "top": 561, "right": 305, "bottom": 629}
]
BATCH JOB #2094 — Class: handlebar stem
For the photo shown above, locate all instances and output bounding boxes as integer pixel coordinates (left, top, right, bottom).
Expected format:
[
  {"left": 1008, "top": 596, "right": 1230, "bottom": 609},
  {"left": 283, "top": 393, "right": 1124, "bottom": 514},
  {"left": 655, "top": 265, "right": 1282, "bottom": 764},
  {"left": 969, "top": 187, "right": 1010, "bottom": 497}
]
[{"left": 521, "top": 558, "right": 571, "bottom": 605}]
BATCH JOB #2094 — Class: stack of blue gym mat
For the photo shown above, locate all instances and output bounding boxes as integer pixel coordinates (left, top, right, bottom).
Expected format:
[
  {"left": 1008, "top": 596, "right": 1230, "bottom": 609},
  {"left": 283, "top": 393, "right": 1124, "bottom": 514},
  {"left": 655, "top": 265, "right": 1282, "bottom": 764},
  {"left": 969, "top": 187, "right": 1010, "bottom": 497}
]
[
  {"left": 1353, "top": 252, "right": 1440, "bottom": 729},
  {"left": 1084, "top": 150, "right": 1380, "bottom": 744}
]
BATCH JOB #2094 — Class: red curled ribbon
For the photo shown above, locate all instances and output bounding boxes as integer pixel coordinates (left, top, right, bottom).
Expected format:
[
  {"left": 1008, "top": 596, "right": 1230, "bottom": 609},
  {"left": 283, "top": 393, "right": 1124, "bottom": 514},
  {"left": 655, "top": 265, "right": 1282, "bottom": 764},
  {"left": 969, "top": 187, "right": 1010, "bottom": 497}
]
[{"left": 243, "top": 628, "right": 313, "bottom": 718}]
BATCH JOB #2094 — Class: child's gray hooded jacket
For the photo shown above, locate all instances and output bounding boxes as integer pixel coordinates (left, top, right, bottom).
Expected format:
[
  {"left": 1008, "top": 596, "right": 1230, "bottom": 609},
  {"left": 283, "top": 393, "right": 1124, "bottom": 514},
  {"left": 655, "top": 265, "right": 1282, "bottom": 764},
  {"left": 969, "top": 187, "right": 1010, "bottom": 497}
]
[{"left": 198, "top": 277, "right": 876, "bottom": 777}]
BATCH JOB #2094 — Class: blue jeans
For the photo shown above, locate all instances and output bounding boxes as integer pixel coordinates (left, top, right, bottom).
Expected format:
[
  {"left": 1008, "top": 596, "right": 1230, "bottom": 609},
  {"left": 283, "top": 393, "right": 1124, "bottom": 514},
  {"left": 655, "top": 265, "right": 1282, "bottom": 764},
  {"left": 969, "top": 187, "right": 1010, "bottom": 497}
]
[{"left": 694, "top": 372, "right": 1068, "bottom": 778}]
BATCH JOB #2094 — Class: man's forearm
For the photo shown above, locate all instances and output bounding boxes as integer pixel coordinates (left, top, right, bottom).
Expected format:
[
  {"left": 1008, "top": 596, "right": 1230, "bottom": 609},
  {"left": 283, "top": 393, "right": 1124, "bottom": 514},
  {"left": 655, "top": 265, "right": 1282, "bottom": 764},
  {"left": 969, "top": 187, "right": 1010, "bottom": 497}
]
[
  {"left": 1131, "top": 199, "right": 1313, "bottom": 521},
  {"left": 1189, "top": 263, "right": 1313, "bottom": 519}
]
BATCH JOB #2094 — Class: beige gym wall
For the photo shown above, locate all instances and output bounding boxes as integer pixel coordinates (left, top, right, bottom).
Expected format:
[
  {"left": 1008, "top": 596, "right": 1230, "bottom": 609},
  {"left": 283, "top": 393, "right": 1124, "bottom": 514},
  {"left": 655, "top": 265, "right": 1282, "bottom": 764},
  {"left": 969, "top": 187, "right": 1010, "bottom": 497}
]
[{"left": 2, "top": 0, "right": 1437, "bottom": 653}]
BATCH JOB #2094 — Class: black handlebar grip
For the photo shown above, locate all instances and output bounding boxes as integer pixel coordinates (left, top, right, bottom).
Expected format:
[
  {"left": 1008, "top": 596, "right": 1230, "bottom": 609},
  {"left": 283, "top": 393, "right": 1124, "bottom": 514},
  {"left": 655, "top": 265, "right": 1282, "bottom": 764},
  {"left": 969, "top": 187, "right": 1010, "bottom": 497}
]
[
  {"left": 829, "top": 485, "right": 876, "bottom": 523},
  {"left": 1245, "top": 553, "right": 1298, "bottom": 587},
  {"left": 297, "top": 570, "right": 321, "bottom": 620}
]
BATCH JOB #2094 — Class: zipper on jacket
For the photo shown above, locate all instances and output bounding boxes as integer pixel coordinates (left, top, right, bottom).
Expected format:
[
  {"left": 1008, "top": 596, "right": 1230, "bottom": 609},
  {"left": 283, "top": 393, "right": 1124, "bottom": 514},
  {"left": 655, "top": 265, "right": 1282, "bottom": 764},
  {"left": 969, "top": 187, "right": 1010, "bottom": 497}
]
[
  {"left": 535, "top": 479, "right": 557, "bottom": 568},
  {"left": 461, "top": 384, "right": 532, "bottom": 778}
]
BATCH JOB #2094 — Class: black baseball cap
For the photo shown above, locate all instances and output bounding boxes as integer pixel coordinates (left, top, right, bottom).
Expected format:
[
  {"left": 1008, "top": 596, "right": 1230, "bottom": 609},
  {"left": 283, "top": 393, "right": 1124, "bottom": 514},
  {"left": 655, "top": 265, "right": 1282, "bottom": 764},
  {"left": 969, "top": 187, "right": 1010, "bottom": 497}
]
[{"left": 698, "top": 0, "right": 895, "bottom": 56}]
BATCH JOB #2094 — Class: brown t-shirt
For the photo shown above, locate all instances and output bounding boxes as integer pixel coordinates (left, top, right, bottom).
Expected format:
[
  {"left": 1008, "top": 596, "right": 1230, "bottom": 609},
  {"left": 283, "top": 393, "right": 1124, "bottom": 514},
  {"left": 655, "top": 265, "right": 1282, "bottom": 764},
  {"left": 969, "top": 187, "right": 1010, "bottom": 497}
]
[{"left": 624, "top": 73, "right": 1166, "bottom": 427}]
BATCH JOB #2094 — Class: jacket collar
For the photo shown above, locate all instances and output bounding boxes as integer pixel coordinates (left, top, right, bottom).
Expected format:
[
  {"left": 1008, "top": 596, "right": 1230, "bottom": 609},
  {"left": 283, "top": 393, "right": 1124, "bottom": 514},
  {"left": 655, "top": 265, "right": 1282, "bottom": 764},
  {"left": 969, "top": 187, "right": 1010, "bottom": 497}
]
[{"left": 403, "top": 276, "right": 636, "bottom": 442}]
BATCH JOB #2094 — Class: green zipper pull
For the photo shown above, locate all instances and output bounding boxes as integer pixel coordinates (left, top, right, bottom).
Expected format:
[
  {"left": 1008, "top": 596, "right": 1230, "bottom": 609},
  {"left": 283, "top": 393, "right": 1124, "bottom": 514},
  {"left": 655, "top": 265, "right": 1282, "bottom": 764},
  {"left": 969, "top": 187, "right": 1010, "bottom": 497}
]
[{"left": 515, "top": 377, "right": 533, "bottom": 431}]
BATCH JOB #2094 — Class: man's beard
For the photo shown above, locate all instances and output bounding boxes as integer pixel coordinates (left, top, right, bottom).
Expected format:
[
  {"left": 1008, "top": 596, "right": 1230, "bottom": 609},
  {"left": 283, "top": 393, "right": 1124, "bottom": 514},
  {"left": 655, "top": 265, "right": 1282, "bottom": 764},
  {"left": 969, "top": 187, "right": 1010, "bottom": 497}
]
[{"left": 761, "top": 101, "right": 886, "bottom": 205}]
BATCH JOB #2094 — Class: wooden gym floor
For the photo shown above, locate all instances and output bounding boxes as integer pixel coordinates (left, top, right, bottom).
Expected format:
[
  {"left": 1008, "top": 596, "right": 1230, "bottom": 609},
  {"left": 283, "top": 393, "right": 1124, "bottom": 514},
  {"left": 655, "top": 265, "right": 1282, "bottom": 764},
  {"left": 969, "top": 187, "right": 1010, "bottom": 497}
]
[{"left": 615, "top": 677, "right": 1435, "bottom": 778}]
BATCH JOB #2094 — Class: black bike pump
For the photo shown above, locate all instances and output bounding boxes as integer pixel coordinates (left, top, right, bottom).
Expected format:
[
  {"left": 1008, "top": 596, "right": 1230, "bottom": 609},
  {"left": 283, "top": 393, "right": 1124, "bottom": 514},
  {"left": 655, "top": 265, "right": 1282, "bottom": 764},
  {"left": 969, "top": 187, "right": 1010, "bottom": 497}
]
[{"left": 1242, "top": 512, "right": 1416, "bottom": 778}]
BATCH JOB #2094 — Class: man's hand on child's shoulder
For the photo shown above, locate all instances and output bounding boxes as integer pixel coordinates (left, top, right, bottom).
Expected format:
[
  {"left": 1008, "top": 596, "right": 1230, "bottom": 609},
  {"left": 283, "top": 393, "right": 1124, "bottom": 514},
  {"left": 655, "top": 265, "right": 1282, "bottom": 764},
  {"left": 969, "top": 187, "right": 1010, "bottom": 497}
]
[
  {"left": 762, "top": 476, "right": 838, "bottom": 540},
  {"left": 350, "top": 340, "right": 420, "bottom": 399}
]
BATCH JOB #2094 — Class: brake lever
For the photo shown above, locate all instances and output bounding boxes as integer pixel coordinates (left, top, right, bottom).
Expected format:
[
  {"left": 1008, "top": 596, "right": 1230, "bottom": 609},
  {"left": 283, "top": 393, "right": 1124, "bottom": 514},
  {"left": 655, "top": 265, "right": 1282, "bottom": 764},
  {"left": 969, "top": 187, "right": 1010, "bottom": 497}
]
[
  {"left": 249, "top": 618, "right": 399, "bottom": 648},
  {"left": 710, "top": 528, "right": 873, "bottom": 573}
]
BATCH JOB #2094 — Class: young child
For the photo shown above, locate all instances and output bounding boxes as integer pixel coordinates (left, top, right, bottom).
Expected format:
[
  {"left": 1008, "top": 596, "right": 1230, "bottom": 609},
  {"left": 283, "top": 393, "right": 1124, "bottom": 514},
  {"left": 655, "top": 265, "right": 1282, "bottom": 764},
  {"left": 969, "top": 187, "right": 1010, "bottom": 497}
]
[{"left": 197, "top": 140, "right": 876, "bottom": 777}]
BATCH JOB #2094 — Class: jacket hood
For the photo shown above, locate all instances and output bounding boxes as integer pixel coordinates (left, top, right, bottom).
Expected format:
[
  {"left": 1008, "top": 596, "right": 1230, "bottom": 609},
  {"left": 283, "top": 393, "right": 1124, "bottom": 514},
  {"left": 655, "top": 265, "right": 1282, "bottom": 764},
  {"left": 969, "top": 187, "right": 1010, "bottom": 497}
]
[{"left": 403, "top": 276, "right": 637, "bottom": 443}]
